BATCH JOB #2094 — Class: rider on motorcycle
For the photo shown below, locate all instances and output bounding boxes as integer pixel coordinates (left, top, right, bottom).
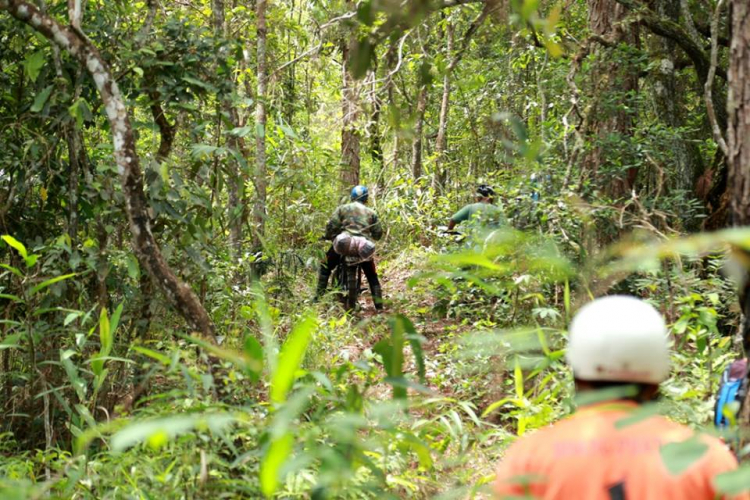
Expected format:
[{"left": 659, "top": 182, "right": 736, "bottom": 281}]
[
  {"left": 447, "top": 184, "right": 506, "bottom": 232},
  {"left": 315, "top": 185, "right": 384, "bottom": 310}
]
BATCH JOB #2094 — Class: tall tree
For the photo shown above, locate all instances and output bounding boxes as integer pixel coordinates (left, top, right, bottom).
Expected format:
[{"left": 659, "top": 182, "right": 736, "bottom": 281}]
[
  {"left": 340, "top": 13, "right": 361, "bottom": 188},
  {"left": 650, "top": 0, "right": 703, "bottom": 193},
  {"left": 433, "top": 20, "right": 454, "bottom": 191},
  {"left": 254, "top": 0, "right": 269, "bottom": 249},
  {"left": 213, "top": 0, "right": 246, "bottom": 256},
  {"left": 727, "top": 0, "right": 750, "bottom": 434},
  {"left": 585, "top": 0, "right": 639, "bottom": 195},
  {"left": 411, "top": 82, "right": 428, "bottom": 180},
  {"left": 726, "top": 0, "right": 748, "bottom": 230}
]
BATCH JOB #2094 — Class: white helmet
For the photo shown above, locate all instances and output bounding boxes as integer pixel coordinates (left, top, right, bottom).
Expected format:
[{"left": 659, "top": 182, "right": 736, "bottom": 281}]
[{"left": 567, "top": 295, "right": 671, "bottom": 384}]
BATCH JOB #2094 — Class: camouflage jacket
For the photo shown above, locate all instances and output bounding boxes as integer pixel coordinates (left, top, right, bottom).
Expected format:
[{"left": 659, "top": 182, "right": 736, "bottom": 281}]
[{"left": 325, "top": 202, "right": 383, "bottom": 241}]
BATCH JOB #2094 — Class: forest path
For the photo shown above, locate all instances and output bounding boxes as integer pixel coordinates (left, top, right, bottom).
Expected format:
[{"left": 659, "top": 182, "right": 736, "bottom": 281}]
[{"left": 341, "top": 251, "right": 492, "bottom": 403}]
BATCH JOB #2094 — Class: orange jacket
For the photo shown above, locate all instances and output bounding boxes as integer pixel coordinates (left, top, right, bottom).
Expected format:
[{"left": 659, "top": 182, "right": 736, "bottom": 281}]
[{"left": 494, "top": 401, "right": 748, "bottom": 500}]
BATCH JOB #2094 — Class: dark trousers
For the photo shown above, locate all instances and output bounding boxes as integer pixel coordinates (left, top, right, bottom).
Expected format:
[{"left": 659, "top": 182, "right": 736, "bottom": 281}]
[{"left": 316, "top": 246, "right": 382, "bottom": 308}]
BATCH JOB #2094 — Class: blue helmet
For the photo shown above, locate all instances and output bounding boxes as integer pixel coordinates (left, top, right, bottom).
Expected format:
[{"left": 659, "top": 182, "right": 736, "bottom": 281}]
[{"left": 351, "top": 185, "right": 369, "bottom": 203}]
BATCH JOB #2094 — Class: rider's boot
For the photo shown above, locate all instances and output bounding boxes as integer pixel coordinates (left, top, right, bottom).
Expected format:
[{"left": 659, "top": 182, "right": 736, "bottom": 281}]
[
  {"left": 371, "top": 285, "right": 384, "bottom": 311},
  {"left": 314, "top": 266, "right": 331, "bottom": 302}
]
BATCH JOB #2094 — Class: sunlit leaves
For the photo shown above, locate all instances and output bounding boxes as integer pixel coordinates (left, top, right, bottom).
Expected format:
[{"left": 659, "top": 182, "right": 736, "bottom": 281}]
[
  {"left": 1, "top": 235, "right": 39, "bottom": 269},
  {"left": 110, "top": 413, "right": 238, "bottom": 452},
  {"left": 260, "top": 433, "right": 294, "bottom": 497},
  {"left": 2, "top": 235, "right": 29, "bottom": 262},
  {"left": 29, "top": 273, "right": 77, "bottom": 295},
  {"left": 270, "top": 313, "right": 316, "bottom": 404}
]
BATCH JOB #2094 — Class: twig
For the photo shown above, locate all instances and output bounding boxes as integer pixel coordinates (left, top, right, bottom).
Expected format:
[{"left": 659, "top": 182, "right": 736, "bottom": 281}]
[
  {"left": 705, "top": 0, "right": 727, "bottom": 155},
  {"left": 271, "top": 11, "right": 356, "bottom": 77}
]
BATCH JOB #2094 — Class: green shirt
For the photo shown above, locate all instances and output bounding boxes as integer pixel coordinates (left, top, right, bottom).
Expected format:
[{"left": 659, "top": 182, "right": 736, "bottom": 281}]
[{"left": 450, "top": 202, "right": 506, "bottom": 228}]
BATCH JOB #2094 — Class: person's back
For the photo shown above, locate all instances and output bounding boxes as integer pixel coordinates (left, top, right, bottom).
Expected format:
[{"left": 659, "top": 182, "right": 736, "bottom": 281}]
[
  {"left": 325, "top": 201, "right": 382, "bottom": 240},
  {"left": 448, "top": 184, "right": 506, "bottom": 232},
  {"left": 452, "top": 202, "right": 506, "bottom": 229},
  {"left": 316, "top": 185, "right": 385, "bottom": 309},
  {"left": 493, "top": 295, "right": 748, "bottom": 500},
  {"left": 494, "top": 400, "right": 744, "bottom": 499}
]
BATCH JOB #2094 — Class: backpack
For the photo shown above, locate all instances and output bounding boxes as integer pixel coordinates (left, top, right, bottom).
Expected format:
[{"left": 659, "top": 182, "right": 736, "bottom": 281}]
[{"left": 714, "top": 358, "right": 749, "bottom": 428}]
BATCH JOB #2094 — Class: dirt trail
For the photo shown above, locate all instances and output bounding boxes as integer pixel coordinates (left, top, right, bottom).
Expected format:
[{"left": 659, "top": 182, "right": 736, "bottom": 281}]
[{"left": 342, "top": 253, "right": 478, "bottom": 401}]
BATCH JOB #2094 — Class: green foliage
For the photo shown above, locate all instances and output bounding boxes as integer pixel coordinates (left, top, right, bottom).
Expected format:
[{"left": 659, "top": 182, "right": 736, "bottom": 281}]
[{"left": 1, "top": 0, "right": 749, "bottom": 497}]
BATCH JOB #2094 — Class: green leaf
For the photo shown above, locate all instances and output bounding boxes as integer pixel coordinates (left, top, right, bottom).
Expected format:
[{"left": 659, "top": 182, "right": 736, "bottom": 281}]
[
  {"left": 514, "top": 357, "right": 524, "bottom": 399},
  {"left": 2, "top": 235, "right": 28, "bottom": 260},
  {"left": 191, "top": 144, "right": 220, "bottom": 158},
  {"left": 270, "top": 314, "right": 316, "bottom": 404},
  {"left": 64, "top": 311, "right": 83, "bottom": 326},
  {"left": 715, "top": 465, "right": 750, "bottom": 495},
  {"left": 24, "top": 50, "right": 46, "bottom": 82},
  {"left": 374, "top": 317, "right": 406, "bottom": 400},
  {"left": 126, "top": 254, "right": 140, "bottom": 279},
  {"left": 68, "top": 98, "right": 91, "bottom": 129},
  {"left": 99, "top": 307, "right": 112, "bottom": 354},
  {"left": 0, "top": 293, "right": 23, "bottom": 303},
  {"left": 356, "top": 0, "right": 374, "bottom": 25},
  {"left": 660, "top": 438, "right": 708, "bottom": 476},
  {"left": 481, "top": 397, "right": 514, "bottom": 417},
  {"left": 229, "top": 126, "right": 254, "bottom": 137},
  {"left": 30, "top": 273, "right": 76, "bottom": 295},
  {"left": 109, "top": 302, "right": 124, "bottom": 344},
  {"left": 349, "top": 37, "right": 374, "bottom": 79},
  {"left": 31, "top": 85, "right": 54, "bottom": 113},
  {"left": 131, "top": 345, "right": 172, "bottom": 365},
  {"left": 0, "top": 263, "right": 23, "bottom": 278},
  {"left": 92, "top": 307, "right": 113, "bottom": 377},
  {"left": 243, "top": 335, "right": 264, "bottom": 382},
  {"left": 0, "top": 333, "right": 23, "bottom": 349},
  {"left": 260, "top": 432, "right": 293, "bottom": 497},
  {"left": 436, "top": 251, "right": 506, "bottom": 271},
  {"left": 24, "top": 254, "right": 39, "bottom": 268},
  {"left": 181, "top": 75, "right": 214, "bottom": 91},
  {"left": 392, "top": 314, "right": 426, "bottom": 383},
  {"left": 111, "top": 413, "right": 236, "bottom": 452}
]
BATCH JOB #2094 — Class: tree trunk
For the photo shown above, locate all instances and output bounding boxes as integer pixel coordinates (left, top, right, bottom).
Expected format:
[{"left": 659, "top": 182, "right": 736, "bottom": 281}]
[
  {"left": 727, "top": 0, "right": 750, "bottom": 436},
  {"left": 650, "top": 0, "right": 703, "bottom": 194},
  {"left": 66, "top": 126, "right": 81, "bottom": 243},
  {"left": 728, "top": 0, "right": 750, "bottom": 227},
  {"left": 585, "top": 0, "right": 639, "bottom": 196},
  {"left": 368, "top": 72, "right": 384, "bottom": 169},
  {"left": 341, "top": 36, "right": 361, "bottom": 188},
  {"left": 433, "top": 21, "right": 454, "bottom": 191},
  {"left": 0, "top": 0, "right": 217, "bottom": 341},
  {"left": 67, "top": 0, "right": 82, "bottom": 29},
  {"left": 411, "top": 83, "right": 428, "bottom": 180},
  {"left": 253, "top": 0, "right": 268, "bottom": 250},
  {"left": 213, "top": 0, "right": 246, "bottom": 256}
]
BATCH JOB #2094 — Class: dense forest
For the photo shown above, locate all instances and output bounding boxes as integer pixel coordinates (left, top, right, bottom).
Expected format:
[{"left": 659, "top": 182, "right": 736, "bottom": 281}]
[{"left": 1, "top": 0, "right": 750, "bottom": 497}]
